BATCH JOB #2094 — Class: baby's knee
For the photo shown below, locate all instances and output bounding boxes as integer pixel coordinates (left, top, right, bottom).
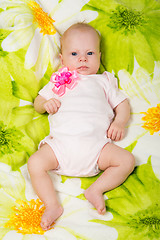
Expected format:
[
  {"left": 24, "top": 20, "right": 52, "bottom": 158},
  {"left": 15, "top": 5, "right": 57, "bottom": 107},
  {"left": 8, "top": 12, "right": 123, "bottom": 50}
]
[
  {"left": 125, "top": 152, "right": 135, "bottom": 173},
  {"left": 27, "top": 154, "right": 39, "bottom": 175}
]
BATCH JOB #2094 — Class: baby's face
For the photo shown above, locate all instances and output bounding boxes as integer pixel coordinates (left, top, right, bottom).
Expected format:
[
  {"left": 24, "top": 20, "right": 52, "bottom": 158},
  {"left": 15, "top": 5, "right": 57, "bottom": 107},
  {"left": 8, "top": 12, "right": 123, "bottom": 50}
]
[{"left": 60, "top": 29, "right": 101, "bottom": 75}]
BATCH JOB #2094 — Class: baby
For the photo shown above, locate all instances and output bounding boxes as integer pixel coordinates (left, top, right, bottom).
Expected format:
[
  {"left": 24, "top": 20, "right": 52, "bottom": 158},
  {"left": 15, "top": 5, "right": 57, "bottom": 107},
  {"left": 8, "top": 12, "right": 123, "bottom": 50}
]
[{"left": 27, "top": 23, "right": 135, "bottom": 231}]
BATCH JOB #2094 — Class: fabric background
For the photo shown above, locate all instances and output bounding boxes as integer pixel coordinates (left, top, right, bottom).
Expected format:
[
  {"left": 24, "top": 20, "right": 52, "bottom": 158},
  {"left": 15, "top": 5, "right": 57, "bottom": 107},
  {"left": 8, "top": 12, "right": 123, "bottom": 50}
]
[{"left": 0, "top": 0, "right": 160, "bottom": 239}]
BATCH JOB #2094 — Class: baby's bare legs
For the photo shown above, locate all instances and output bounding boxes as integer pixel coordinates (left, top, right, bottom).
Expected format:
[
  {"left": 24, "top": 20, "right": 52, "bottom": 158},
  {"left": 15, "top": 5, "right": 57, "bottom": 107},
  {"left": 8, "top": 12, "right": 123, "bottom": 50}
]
[
  {"left": 27, "top": 144, "right": 63, "bottom": 230},
  {"left": 84, "top": 143, "right": 135, "bottom": 214}
]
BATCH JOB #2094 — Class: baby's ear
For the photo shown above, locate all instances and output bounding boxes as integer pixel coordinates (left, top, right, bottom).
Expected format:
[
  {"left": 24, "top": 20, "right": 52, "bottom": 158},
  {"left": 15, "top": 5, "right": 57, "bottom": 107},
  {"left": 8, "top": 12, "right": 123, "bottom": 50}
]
[{"left": 59, "top": 53, "right": 63, "bottom": 66}]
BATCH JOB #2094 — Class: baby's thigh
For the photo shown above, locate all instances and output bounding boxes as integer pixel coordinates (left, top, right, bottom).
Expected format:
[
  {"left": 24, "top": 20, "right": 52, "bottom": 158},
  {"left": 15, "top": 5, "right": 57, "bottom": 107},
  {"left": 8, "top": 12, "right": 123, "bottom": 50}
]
[
  {"left": 28, "top": 143, "right": 59, "bottom": 172},
  {"left": 98, "top": 143, "right": 134, "bottom": 171}
]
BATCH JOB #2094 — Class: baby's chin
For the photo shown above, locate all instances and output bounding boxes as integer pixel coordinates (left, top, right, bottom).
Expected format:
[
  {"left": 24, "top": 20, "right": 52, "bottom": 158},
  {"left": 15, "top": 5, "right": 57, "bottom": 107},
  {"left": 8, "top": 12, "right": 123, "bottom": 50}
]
[
  {"left": 76, "top": 68, "right": 97, "bottom": 75},
  {"left": 66, "top": 66, "right": 98, "bottom": 75}
]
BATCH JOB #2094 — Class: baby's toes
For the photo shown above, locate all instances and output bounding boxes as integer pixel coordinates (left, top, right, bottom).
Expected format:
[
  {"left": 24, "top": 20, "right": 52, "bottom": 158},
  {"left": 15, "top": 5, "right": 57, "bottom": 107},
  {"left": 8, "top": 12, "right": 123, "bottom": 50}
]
[
  {"left": 41, "top": 219, "right": 51, "bottom": 231},
  {"left": 99, "top": 207, "right": 106, "bottom": 215}
]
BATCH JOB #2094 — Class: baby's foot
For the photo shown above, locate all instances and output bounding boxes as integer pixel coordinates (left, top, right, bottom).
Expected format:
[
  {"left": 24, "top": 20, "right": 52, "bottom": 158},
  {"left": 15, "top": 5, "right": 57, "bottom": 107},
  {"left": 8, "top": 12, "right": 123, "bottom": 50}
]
[
  {"left": 41, "top": 204, "right": 63, "bottom": 231},
  {"left": 84, "top": 187, "right": 106, "bottom": 215}
]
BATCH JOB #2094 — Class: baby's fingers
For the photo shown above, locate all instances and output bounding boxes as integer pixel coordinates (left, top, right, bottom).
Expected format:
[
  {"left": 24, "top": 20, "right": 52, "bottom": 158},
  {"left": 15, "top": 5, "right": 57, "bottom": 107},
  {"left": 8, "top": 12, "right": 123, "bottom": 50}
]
[
  {"left": 53, "top": 98, "right": 61, "bottom": 108},
  {"left": 44, "top": 99, "right": 61, "bottom": 114},
  {"left": 107, "top": 127, "right": 124, "bottom": 141},
  {"left": 107, "top": 127, "right": 113, "bottom": 139},
  {"left": 44, "top": 102, "right": 55, "bottom": 114},
  {"left": 114, "top": 130, "right": 125, "bottom": 141},
  {"left": 110, "top": 130, "right": 118, "bottom": 141},
  {"left": 114, "top": 131, "right": 122, "bottom": 141}
]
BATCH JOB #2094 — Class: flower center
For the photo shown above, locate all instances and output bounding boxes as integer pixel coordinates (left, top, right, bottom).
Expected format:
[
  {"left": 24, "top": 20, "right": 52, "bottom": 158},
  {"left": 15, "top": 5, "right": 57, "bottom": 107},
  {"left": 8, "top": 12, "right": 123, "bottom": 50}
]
[
  {"left": 28, "top": 1, "right": 56, "bottom": 35},
  {"left": 0, "top": 121, "right": 24, "bottom": 156},
  {"left": 140, "top": 217, "right": 160, "bottom": 228},
  {"left": 141, "top": 104, "right": 160, "bottom": 135},
  {"left": 129, "top": 205, "right": 160, "bottom": 235},
  {"left": 5, "top": 199, "right": 54, "bottom": 234},
  {"left": 108, "top": 6, "right": 147, "bottom": 34}
]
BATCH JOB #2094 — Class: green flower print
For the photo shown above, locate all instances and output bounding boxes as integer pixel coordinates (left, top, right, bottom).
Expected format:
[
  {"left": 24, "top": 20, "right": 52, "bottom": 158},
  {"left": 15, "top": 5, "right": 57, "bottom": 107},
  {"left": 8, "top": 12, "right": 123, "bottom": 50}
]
[
  {"left": 0, "top": 122, "right": 24, "bottom": 156},
  {"left": 0, "top": 47, "right": 49, "bottom": 170},
  {"left": 87, "top": 158, "right": 160, "bottom": 240},
  {"left": 82, "top": 0, "right": 160, "bottom": 74}
]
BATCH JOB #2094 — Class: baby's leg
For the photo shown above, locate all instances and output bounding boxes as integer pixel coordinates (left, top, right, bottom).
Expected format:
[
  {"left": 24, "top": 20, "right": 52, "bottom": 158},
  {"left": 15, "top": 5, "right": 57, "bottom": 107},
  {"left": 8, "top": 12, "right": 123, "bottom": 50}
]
[
  {"left": 84, "top": 143, "right": 135, "bottom": 214},
  {"left": 27, "top": 144, "right": 63, "bottom": 230}
]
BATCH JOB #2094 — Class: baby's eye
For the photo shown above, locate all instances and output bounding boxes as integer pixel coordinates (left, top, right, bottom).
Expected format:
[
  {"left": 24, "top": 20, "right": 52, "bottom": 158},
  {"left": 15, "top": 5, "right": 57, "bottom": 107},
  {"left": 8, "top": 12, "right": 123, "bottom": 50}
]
[
  {"left": 87, "top": 52, "right": 94, "bottom": 55},
  {"left": 72, "top": 52, "right": 77, "bottom": 56}
]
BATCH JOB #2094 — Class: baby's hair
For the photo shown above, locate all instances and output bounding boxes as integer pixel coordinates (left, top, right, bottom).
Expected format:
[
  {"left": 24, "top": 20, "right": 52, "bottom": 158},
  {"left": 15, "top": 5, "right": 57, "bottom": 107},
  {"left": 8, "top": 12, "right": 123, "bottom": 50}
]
[{"left": 60, "top": 22, "right": 101, "bottom": 53}]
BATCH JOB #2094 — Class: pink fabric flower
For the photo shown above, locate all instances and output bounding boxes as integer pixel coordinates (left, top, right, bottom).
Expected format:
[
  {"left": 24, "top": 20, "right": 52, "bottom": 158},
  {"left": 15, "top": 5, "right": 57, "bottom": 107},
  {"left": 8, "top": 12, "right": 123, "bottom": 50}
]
[{"left": 50, "top": 67, "right": 79, "bottom": 96}]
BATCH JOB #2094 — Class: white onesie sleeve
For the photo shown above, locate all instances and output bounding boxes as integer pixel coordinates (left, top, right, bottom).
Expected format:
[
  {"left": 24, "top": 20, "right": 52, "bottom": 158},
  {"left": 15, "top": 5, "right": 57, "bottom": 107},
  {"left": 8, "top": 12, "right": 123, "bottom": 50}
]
[
  {"left": 38, "top": 81, "right": 56, "bottom": 100},
  {"left": 103, "top": 71, "right": 127, "bottom": 109}
]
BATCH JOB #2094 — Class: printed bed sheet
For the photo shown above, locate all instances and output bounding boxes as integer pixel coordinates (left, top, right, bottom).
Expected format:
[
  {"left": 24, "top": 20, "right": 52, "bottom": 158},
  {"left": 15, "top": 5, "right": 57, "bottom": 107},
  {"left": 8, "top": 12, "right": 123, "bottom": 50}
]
[{"left": 0, "top": 0, "right": 160, "bottom": 239}]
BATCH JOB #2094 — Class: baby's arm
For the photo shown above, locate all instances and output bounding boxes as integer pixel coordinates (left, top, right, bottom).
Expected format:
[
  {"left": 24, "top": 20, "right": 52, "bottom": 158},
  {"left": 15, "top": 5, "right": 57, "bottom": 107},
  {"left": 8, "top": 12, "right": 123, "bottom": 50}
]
[
  {"left": 34, "top": 95, "right": 61, "bottom": 114},
  {"left": 107, "top": 99, "right": 130, "bottom": 141}
]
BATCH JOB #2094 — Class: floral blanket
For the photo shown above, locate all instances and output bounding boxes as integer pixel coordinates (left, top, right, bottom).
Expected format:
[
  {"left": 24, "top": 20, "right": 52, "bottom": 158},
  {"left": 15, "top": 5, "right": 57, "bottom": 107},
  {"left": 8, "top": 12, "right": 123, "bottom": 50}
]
[{"left": 0, "top": 0, "right": 160, "bottom": 239}]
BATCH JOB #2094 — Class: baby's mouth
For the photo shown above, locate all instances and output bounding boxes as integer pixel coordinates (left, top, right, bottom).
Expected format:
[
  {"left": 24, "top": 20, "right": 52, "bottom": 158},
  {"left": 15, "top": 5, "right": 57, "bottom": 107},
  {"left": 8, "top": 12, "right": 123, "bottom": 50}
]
[{"left": 78, "top": 66, "right": 88, "bottom": 70}]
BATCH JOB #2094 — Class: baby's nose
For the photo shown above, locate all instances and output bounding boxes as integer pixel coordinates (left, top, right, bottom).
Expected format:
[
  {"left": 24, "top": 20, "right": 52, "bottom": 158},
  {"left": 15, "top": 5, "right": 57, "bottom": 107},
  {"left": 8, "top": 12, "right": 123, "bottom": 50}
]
[{"left": 79, "top": 55, "right": 87, "bottom": 62}]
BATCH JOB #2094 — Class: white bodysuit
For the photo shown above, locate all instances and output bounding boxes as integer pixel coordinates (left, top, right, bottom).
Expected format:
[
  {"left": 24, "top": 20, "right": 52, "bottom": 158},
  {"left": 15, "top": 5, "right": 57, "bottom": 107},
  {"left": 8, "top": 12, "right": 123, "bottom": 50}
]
[{"left": 39, "top": 72, "right": 126, "bottom": 177}]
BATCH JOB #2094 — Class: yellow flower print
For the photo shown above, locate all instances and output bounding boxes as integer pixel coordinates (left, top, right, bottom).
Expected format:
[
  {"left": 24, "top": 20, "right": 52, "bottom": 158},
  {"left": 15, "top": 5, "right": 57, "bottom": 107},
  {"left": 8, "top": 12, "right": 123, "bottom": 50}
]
[
  {"left": 0, "top": 0, "right": 97, "bottom": 80},
  {"left": 1, "top": 163, "right": 113, "bottom": 239},
  {"left": 141, "top": 104, "right": 160, "bottom": 135}
]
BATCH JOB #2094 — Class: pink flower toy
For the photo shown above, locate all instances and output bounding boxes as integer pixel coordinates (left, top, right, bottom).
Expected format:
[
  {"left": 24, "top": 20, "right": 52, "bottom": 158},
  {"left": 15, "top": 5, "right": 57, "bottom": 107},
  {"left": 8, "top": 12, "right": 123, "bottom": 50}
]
[{"left": 50, "top": 67, "right": 79, "bottom": 96}]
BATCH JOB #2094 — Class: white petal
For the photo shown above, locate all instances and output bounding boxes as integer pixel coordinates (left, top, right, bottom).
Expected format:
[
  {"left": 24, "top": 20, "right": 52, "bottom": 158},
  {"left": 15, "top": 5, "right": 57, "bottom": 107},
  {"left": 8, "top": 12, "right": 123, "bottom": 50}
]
[
  {"left": 19, "top": 99, "right": 33, "bottom": 106},
  {"left": 77, "top": 9, "right": 98, "bottom": 23},
  {"left": 132, "top": 133, "right": 160, "bottom": 165},
  {"left": 35, "top": 35, "right": 60, "bottom": 79},
  {"left": 117, "top": 62, "right": 160, "bottom": 167},
  {"left": 34, "top": 35, "right": 50, "bottom": 80},
  {"left": 49, "top": 172, "right": 83, "bottom": 196},
  {"left": 39, "top": 0, "right": 59, "bottom": 14},
  {"left": 52, "top": 0, "right": 90, "bottom": 32},
  {"left": 118, "top": 69, "right": 151, "bottom": 103},
  {"left": 153, "top": 61, "right": 160, "bottom": 81},
  {"left": 13, "top": 13, "right": 33, "bottom": 29},
  {"left": 116, "top": 122, "right": 146, "bottom": 149},
  {"left": 0, "top": 163, "right": 12, "bottom": 173},
  {"left": 46, "top": 194, "right": 117, "bottom": 240},
  {"left": 55, "top": 10, "right": 98, "bottom": 34},
  {"left": 2, "top": 231, "right": 22, "bottom": 240},
  {"left": 48, "top": 34, "right": 60, "bottom": 69},
  {"left": 56, "top": 9, "right": 98, "bottom": 34},
  {"left": 0, "top": 1, "right": 25, "bottom": 9},
  {"left": 0, "top": 170, "right": 25, "bottom": 201},
  {"left": 2, "top": 26, "right": 33, "bottom": 52},
  {"left": 52, "top": 0, "right": 85, "bottom": 20},
  {"left": 25, "top": 29, "right": 42, "bottom": 69},
  {"left": 52, "top": 32, "right": 61, "bottom": 49},
  {"left": 0, "top": 9, "right": 22, "bottom": 28},
  {"left": 0, "top": 5, "right": 32, "bottom": 28},
  {"left": 46, "top": 227, "right": 76, "bottom": 240},
  {"left": 28, "top": 235, "right": 45, "bottom": 240},
  {"left": 20, "top": 164, "right": 37, "bottom": 200}
]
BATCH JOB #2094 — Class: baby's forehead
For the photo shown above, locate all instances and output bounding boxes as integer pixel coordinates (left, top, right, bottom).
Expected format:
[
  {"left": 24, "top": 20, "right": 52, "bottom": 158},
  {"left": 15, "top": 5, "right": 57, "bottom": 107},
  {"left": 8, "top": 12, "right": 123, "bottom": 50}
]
[{"left": 61, "top": 26, "right": 100, "bottom": 50}]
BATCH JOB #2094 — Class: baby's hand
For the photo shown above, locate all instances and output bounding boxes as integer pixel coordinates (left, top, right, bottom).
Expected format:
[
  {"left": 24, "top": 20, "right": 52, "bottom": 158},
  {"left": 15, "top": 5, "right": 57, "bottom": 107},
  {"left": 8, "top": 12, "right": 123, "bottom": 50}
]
[
  {"left": 107, "top": 121, "right": 125, "bottom": 141},
  {"left": 43, "top": 98, "right": 61, "bottom": 114}
]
